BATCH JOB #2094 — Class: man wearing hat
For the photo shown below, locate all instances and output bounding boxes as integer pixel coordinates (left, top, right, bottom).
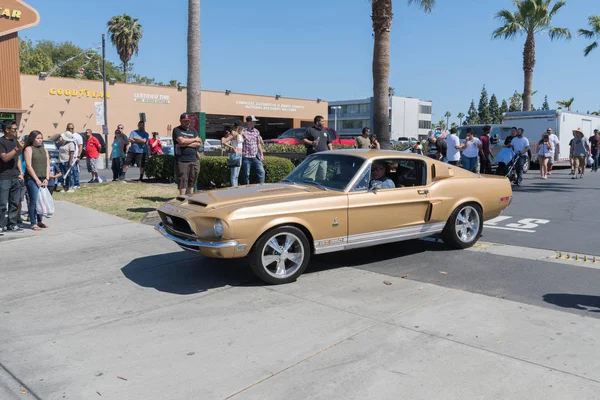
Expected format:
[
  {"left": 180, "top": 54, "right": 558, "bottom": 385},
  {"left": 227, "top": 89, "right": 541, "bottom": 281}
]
[
  {"left": 57, "top": 131, "right": 76, "bottom": 192},
  {"left": 570, "top": 128, "right": 590, "bottom": 179},
  {"left": 173, "top": 113, "right": 203, "bottom": 195},
  {"left": 0, "top": 121, "right": 25, "bottom": 234},
  {"left": 241, "top": 116, "right": 265, "bottom": 185}
]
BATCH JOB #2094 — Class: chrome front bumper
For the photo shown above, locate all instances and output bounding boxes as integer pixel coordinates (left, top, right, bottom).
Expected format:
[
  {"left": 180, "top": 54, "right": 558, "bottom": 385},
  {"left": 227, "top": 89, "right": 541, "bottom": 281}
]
[{"left": 155, "top": 223, "right": 238, "bottom": 254}]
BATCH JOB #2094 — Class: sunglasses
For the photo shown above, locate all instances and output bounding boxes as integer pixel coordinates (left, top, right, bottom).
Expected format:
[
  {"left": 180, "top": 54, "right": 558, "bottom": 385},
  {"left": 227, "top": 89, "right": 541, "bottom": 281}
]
[{"left": 373, "top": 167, "right": 385, "bottom": 171}]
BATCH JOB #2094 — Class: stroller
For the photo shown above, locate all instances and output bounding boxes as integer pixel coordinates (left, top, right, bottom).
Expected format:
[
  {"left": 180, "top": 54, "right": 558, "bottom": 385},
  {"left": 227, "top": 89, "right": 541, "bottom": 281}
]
[{"left": 495, "top": 147, "right": 518, "bottom": 183}]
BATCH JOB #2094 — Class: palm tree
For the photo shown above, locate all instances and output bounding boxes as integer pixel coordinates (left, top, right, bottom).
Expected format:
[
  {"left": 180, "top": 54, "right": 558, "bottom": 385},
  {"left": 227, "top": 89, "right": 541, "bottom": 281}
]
[
  {"left": 492, "top": 0, "right": 571, "bottom": 112},
  {"left": 457, "top": 112, "right": 465, "bottom": 126},
  {"left": 107, "top": 14, "right": 143, "bottom": 83},
  {"left": 187, "top": 0, "right": 201, "bottom": 114},
  {"left": 578, "top": 15, "right": 600, "bottom": 56},
  {"left": 444, "top": 111, "right": 451, "bottom": 129},
  {"left": 556, "top": 97, "right": 574, "bottom": 111},
  {"left": 388, "top": 86, "right": 396, "bottom": 96},
  {"left": 372, "top": 0, "right": 435, "bottom": 149}
]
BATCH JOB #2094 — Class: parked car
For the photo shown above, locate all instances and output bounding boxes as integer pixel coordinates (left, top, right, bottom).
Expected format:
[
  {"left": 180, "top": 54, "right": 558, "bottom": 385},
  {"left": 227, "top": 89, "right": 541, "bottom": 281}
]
[
  {"left": 160, "top": 137, "right": 174, "bottom": 155},
  {"left": 264, "top": 128, "right": 356, "bottom": 146},
  {"left": 204, "top": 139, "right": 222, "bottom": 151},
  {"left": 397, "top": 136, "right": 418, "bottom": 145},
  {"left": 43, "top": 140, "right": 60, "bottom": 165},
  {"left": 456, "top": 125, "right": 525, "bottom": 172},
  {"left": 80, "top": 132, "right": 107, "bottom": 158},
  {"left": 156, "top": 149, "right": 513, "bottom": 284}
]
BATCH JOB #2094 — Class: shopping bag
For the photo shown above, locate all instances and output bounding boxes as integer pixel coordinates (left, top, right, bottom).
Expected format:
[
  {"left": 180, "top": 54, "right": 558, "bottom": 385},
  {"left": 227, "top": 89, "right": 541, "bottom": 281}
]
[
  {"left": 36, "top": 186, "right": 55, "bottom": 215},
  {"left": 588, "top": 156, "right": 594, "bottom": 167}
]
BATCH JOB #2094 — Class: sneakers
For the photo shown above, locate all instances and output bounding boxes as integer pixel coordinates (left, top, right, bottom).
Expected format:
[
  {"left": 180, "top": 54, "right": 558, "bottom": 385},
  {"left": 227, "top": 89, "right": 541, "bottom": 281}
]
[
  {"left": 7, "top": 226, "right": 24, "bottom": 232},
  {"left": 66, "top": 188, "right": 75, "bottom": 193},
  {"left": 88, "top": 179, "right": 95, "bottom": 183}
]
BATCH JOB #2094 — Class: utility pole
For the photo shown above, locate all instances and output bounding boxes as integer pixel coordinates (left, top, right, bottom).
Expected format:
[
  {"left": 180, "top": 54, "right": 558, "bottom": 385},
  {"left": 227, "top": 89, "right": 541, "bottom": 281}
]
[{"left": 102, "top": 34, "right": 108, "bottom": 169}]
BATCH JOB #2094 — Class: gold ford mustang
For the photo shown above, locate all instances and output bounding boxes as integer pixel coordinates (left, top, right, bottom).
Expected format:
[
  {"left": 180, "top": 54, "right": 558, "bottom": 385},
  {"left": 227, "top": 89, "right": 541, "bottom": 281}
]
[{"left": 156, "top": 150, "right": 512, "bottom": 284}]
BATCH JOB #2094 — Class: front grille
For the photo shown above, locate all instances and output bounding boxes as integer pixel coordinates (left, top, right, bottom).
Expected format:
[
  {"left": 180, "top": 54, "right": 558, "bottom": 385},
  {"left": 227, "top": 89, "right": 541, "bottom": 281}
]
[{"left": 158, "top": 211, "right": 195, "bottom": 236}]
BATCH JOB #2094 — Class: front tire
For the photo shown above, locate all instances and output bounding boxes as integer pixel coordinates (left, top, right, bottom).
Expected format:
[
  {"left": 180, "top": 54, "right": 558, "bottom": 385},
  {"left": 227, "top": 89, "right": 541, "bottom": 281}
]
[
  {"left": 442, "top": 204, "right": 483, "bottom": 249},
  {"left": 249, "top": 226, "right": 311, "bottom": 284}
]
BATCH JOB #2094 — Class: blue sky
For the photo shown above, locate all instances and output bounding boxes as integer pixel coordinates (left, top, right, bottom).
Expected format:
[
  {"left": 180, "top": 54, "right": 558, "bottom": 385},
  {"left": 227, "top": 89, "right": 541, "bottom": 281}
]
[{"left": 23, "top": 0, "right": 599, "bottom": 124}]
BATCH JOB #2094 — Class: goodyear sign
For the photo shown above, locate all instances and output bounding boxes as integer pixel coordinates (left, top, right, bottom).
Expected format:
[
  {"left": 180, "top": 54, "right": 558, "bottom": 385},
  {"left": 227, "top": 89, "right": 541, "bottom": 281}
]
[{"left": 49, "top": 88, "right": 111, "bottom": 99}]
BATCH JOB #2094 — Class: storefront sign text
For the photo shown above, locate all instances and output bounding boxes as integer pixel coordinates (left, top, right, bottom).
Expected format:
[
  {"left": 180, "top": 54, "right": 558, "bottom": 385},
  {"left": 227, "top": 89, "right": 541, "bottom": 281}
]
[
  {"left": 235, "top": 100, "right": 305, "bottom": 113},
  {"left": 0, "top": 112, "right": 16, "bottom": 119},
  {"left": 0, "top": 7, "right": 21, "bottom": 19},
  {"left": 49, "top": 88, "right": 111, "bottom": 99},
  {"left": 133, "top": 93, "right": 170, "bottom": 104}
]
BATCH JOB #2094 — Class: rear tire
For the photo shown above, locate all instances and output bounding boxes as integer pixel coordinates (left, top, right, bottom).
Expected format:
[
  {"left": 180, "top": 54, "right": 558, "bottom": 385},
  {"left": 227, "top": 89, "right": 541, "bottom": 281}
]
[
  {"left": 442, "top": 203, "right": 483, "bottom": 249},
  {"left": 249, "top": 226, "right": 311, "bottom": 285}
]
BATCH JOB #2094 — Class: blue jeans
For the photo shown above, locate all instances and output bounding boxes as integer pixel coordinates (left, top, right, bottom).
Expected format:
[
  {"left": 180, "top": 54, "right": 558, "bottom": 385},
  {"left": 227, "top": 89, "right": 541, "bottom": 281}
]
[
  {"left": 0, "top": 177, "right": 20, "bottom": 229},
  {"left": 59, "top": 162, "right": 74, "bottom": 190},
  {"left": 241, "top": 156, "right": 265, "bottom": 185},
  {"left": 230, "top": 165, "right": 241, "bottom": 187},
  {"left": 516, "top": 155, "right": 527, "bottom": 184},
  {"left": 461, "top": 155, "right": 478, "bottom": 173},
  {"left": 72, "top": 160, "right": 80, "bottom": 187},
  {"left": 593, "top": 149, "right": 600, "bottom": 171},
  {"left": 25, "top": 178, "right": 42, "bottom": 225}
]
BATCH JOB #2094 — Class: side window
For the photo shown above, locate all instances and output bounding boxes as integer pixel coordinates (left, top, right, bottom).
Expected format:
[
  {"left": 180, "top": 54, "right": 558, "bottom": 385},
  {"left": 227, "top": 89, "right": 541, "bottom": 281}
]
[
  {"left": 351, "top": 167, "right": 370, "bottom": 192},
  {"left": 387, "top": 159, "right": 427, "bottom": 188}
]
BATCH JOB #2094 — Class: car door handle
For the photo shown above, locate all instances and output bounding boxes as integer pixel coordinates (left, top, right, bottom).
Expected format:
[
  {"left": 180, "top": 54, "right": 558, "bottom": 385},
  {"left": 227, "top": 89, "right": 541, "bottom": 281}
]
[{"left": 418, "top": 189, "right": 429, "bottom": 195}]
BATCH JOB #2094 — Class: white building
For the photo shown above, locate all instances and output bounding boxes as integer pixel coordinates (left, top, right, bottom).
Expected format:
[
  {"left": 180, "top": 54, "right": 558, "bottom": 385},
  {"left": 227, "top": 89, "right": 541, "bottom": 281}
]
[{"left": 328, "top": 96, "right": 432, "bottom": 140}]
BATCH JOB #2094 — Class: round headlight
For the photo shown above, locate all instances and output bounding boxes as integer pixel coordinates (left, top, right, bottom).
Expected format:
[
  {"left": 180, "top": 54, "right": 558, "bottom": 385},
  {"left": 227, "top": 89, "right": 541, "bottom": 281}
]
[{"left": 213, "top": 219, "right": 224, "bottom": 239}]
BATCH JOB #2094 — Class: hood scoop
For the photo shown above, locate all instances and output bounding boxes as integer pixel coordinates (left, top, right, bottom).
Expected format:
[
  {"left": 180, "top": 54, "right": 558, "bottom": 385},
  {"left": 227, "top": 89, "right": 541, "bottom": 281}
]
[
  {"left": 257, "top": 186, "right": 291, "bottom": 193},
  {"left": 188, "top": 200, "right": 207, "bottom": 207}
]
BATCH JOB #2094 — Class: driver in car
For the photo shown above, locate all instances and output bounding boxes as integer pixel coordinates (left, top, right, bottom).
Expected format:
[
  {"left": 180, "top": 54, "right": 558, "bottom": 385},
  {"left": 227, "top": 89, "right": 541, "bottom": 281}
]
[{"left": 369, "top": 161, "right": 395, "bottom": 190}]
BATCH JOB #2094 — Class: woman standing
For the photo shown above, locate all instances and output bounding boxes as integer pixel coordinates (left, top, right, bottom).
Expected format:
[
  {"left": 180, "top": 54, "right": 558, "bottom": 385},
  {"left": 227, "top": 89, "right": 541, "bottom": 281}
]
[
  {"left": 457, "top": 128, "right": 481, "bottom": 173},
  {"left": 23, "top": 130, "right": 50, "bottom": 231},
  {"left": 536, "top": 133, "right": 553, "bottom": 180},
  {"left": 221, "top": 121, "right": 244, "bottom": 187},
  {"left": 148, "top": 132, "right": 163, "bottom": 156},
  {"left": 110, "top": 129, "right": 125, "bottom": 181}
]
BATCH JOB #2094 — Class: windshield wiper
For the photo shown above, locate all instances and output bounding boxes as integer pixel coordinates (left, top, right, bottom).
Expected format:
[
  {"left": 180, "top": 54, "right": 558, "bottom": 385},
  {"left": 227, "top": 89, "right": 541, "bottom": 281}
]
[
  {"left": 280, "top": 179, "right": 295, "bottom": 184},
  {"left": 300, "top": 180, "right": 329, "bottom": 191}
]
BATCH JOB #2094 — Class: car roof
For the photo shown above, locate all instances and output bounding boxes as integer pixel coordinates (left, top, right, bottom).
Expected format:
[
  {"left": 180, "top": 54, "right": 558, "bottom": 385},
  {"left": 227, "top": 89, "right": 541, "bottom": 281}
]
[{"left": 319, "top": 149, "right": 429, "bottom": 161}]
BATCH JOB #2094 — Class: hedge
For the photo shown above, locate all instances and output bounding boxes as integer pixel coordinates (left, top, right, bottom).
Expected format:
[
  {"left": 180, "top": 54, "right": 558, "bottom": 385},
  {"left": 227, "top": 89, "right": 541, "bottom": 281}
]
[{"left": 144, "top": 155, "right": 295, "bottom": 187}]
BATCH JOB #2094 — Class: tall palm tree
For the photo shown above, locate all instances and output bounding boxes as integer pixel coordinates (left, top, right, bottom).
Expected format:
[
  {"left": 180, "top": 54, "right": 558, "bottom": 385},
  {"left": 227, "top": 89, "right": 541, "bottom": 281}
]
[
  {"left": 492, "top": 0, "right": 571, "bottom": 112},
  {"left": 187, "top": 0, "right": 201, "bottom": 113},
  {"left": 107, "top": 14, "right": 143, "bottom": 83},
  {"left": 578, "top": 15, "right": 600, "bottom": 56},
  {"left": 457, "top": 112, "right": 465, "bottom": 126},
  {"left": 556, "top": 97, "right": 574, "bottom": 111},
  {"left": 372, "top": 0, "right": 435, "bottom": 149},
  {"left": 444, "top": 111, "right": 451, "bottom": 129}
]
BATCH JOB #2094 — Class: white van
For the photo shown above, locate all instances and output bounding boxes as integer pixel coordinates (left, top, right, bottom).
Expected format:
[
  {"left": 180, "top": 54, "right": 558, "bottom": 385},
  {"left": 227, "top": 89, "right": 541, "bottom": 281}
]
[{"left": 503, "top": 110, "right": 600, "bottom": 166}]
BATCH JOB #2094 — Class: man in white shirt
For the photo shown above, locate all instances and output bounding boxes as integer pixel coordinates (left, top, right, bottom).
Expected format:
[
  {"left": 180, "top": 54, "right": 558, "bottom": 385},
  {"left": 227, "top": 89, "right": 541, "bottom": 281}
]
[
  {"left": 510, "top": 128, "right": 530, "bottom": 186},
  {"left": 66, "top": 123, "right": 83, "bottom": 189},
  {"left": 546, "top": 128, "right": 559, "bottom": 175},
  {"left": 445, "top": 127, "right": 461, "bottom": 165}
]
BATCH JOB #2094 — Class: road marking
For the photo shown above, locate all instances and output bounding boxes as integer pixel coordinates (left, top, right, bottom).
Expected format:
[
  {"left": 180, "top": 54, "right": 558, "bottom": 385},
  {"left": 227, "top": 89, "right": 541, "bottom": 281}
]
[
  {"left": 484, "top": 226, "right": 536, "bottom": 233},
  {"left": 484, "top": 216, "right": 512, "bottom": 226},
  {"left": 484, "top": 216, "right": 550, "bottom": 233}
]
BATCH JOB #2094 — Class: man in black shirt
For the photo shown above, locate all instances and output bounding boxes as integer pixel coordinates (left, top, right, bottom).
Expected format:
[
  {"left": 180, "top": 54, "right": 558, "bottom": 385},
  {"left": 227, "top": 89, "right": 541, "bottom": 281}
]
[
  {"left": 0, "top": 121, "right": 25, "bottom": 233},
  {"left": 591, "top": 129, "right": 600, "bottom": 172},
  {"left": 173, "top": 113, "right": 203, "bottom": 196},
  {"left": 504, "top": 127, "right": 518, "bottom": 147},
  {"left": 302, "top": 116, "right": 332, "bottom": 181}
]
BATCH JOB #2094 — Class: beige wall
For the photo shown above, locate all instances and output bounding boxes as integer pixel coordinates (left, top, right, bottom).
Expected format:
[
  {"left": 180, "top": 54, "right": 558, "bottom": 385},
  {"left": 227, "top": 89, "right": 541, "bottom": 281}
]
[{"left": 19, "top": 74, "right": 327, "bottom": 136}]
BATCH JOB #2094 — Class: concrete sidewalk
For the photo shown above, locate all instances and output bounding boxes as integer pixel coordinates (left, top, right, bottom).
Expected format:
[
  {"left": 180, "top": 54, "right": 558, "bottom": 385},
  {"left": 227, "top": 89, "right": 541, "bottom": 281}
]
[{"left": 1, "top": 202, "right": 599, "bottom": 399}]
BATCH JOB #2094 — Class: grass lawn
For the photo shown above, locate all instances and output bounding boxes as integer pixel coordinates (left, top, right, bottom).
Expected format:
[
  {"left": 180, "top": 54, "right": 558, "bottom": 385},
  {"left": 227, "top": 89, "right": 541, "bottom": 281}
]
[{"left": 53, "top": 182, "right": 178, "bottom": 222}]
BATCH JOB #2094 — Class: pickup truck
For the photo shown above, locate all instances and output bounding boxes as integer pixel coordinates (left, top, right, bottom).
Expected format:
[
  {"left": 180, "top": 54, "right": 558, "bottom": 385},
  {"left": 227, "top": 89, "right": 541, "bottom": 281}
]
[{"left": 263, "top": 127, "right": 357, "bottom": 146}]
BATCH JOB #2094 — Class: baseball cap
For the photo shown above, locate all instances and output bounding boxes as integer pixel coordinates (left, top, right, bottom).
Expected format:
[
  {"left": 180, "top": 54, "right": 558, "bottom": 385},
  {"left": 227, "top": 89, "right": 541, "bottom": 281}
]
[
  {"left": 246, "top": 115, "right": 259, "bottom": 122},
  {"left": 180, "top": 113, "right": 191, "bottom": 120}
]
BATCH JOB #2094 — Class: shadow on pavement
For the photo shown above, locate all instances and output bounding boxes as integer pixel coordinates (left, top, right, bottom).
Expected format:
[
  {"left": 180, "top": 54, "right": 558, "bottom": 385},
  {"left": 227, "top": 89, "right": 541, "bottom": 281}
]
[
  {"left": 543, "top": 293, "right": 600, "bottom": 313},
  {"left": 138, "top": 196, "right": 175, "bottom": 202}
]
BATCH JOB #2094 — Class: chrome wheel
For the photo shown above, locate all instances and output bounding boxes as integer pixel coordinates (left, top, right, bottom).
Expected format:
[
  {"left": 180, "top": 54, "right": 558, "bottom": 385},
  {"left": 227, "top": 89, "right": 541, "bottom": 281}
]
[
  {"left": 260, "top": 232, "right": 305, "bottom": 279},
  {"left": 454, "top": 206, "right": 480, "bottom": 243}
]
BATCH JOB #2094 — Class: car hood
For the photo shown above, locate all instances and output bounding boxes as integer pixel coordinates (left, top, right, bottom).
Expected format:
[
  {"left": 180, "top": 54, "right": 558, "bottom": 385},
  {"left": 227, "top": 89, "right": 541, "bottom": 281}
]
[{"left": 181, "top": 183, "right": 330, "bottom": 211}]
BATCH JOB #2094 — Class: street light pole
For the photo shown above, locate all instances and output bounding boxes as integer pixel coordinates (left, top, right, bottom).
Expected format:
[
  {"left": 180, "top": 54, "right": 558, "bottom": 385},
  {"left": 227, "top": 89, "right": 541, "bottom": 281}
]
[
  {"left": 102, "top": 34, "right": 108, "bottom": 169},
  {"left": 332, "top": 106, "right": 341, "bottom": 131}
]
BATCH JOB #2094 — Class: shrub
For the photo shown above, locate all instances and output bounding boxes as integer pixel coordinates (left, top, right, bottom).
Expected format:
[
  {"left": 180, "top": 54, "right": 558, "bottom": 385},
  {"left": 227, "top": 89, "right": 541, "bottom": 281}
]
[
  {"left": 263, "top": 144, "right": 305, "bottom": 154},
  {"left": 144, "top": 154, "right": 175, "bottom": 183}
]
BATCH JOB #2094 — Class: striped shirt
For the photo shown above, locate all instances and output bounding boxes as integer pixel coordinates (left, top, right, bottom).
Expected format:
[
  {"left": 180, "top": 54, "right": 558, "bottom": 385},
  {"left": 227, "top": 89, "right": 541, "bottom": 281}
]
[{"left": 242, "top": 128, "right": 261, "bottom": 158}]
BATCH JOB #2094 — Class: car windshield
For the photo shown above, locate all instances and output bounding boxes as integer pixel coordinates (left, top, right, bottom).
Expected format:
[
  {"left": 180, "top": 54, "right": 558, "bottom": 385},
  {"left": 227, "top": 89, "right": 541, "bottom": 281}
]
[
  {"left": 206, "top": 139, "right": 220, "bottom": 145},
  {"left": 43, "top": 141, "right": 57, "bottom": 150},
  {"left": 284, "top": 154, "right": 365, "bottom": 191}
]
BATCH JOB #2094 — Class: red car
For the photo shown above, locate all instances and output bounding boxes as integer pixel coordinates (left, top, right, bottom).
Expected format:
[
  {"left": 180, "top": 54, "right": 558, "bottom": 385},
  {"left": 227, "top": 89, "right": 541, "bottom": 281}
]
[{"left": 264, "top": 128, "right": 356, "bottom": 146}]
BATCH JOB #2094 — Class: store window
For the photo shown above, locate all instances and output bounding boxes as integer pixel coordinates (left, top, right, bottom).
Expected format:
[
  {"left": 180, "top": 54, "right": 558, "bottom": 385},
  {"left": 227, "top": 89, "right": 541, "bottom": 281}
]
[
  {"left": 419, "top": 105, "right": 432, "bottom": 114},
  {"left": 418, "top": 120, "right": 432, "bottom": 129},
  {"left": 341, "top": 119, "right": 369, "bottom": 129},
  {"left": 359, "top": 103, "right": 370, "bottom": 113}
]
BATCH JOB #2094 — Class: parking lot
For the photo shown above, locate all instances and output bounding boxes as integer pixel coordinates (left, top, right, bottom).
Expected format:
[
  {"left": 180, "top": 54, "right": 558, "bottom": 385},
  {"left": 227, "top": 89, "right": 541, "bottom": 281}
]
[{"left": 2, "top": 166, "right": 600, "bottom": 399}]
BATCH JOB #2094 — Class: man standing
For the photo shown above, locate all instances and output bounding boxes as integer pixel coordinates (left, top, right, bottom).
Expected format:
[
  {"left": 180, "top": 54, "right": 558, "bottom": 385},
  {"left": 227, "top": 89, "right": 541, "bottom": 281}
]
[
  {"left": 355, "top": 128, "right": 371, "bottom": 149},
  {"left": 85, "top": 129, "right": 101, "bottom": 183},
  {"left": 69, "top": 123, "right": 83, "bottom": 189},
  {"left": 0, "top": 121, "right": 25, "bottom": 233},
  {"left": 590, "top": 129, "right": 600, "bottom": 172},
  {"left": 510, "top": 128, "right": 530, "bottom": 186},
  {"left": 241, "top": 115, "right": 265, "bottom": 185},
  {"left": 479, "top": 125, "right": 493, "bottom": 174},
  {"left": 122, "top": 121, "right": 149, "bottom": 181},
  {"left": 173, "top": 113, "right": 202, "bottom": 196},
  {"left": 445, "top": 128, "right": 461, "bottom": 165},
  {"left": 547, "top": 128, "right": 560, "bottom": 175},
  {"left": 302, "top": 115, "right": 332, "bottom": 180},
  {"left": 115, "top": 124, "right": 128, "bottom": 180}
]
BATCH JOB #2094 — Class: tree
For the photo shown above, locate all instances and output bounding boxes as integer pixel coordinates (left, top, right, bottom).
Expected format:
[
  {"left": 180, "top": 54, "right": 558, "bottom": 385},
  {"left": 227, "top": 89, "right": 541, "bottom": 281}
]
[
  {"left": 500, "top": 99, "right": 509, "bottom": 118},
  {"left": 444, "top": 111, "right": 451, "bottom": 129},
  {"left": 489, "top": 94, "right": 500, "bottom": 123},
  {"left": 556, "top": 97, "right": 574, "bottom": 111},
  {"left": 509, "top": 90, "right": 522, "bottom": 112},
  {"left": 107, "top": 14, "right": 143, "bottom": 82},
  {"left": 457, "top": 112, "right": 465, "bottom": 125},
  {"left": 465, "top": 100, "right": 479, "bottom": 125},
  {"left": 478, "top": 85, "right": 491, "bottom": 124},
  {"left": 187, "top": 0, "right": 201, "bottom": 113},
  {"left": 388, "top": 86, "right": 395, "bottom": 96},
  {"left": 437, "top": 119, "right": 446, "bottom": 130},
  {"left": 578, "top": 15, "right": 600, "bottom": 56},
  {"left": 372, "top": 0, "right": 435, "bottom": 149},
  {"left": 492, "top": 0, "right": 571, "bottom": 111},
  {"left": 541, "top": 95, "right": 550, "bottom": 110}
]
